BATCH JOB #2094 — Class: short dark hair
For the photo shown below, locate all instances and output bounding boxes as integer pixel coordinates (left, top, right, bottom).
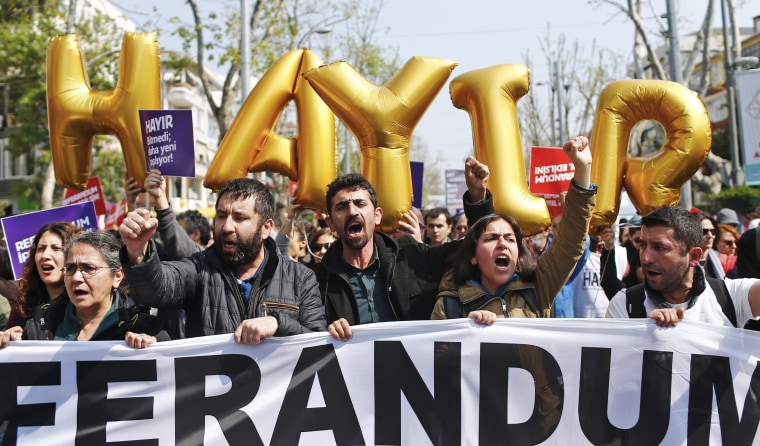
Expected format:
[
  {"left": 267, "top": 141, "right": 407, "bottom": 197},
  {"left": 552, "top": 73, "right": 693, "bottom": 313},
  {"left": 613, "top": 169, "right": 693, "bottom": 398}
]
[
  {"left": 178, "top": 210, "right": 212, "bottom": 246},
  {"left": 216, "top": 178, "right": 274, "bottom": 221},
  {"left": 325, "top": 173, "right": 378, "bottom": 214},
  {"left": 425, "top": 207, "right": 452, "bottom": 225},
  {"left": 446, "top": 214, "right": 536, "bottom": 285},
  {"left": 641, "top": 206, "right": 702, "bottom": 254}
]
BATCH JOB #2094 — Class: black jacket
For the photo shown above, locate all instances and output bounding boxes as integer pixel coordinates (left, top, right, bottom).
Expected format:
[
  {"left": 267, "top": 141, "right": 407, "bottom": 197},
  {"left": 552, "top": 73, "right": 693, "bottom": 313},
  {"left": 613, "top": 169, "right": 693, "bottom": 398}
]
[
  {"left": 23, "top": 292, "right": 169, "bottom": 341},
  {"left": 314, "top": 191, "right": 494, "bottom": 324},
  {"left": 121, "top": 237, "right": 326, "bottom": 337}
]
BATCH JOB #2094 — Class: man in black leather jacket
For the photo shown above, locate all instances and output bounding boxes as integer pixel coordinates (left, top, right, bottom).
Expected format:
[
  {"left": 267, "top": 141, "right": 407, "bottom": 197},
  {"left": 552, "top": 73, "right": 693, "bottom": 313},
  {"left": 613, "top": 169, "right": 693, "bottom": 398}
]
[{"left": 119, "top": 177, "right": 326, "bottom": 343}]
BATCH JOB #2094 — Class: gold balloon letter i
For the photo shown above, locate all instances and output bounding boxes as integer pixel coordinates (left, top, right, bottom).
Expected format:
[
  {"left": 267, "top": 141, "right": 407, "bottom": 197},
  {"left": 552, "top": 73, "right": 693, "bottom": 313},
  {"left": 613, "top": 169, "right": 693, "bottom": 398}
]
[
  {"left": 47, "top": 33, "right": 161, "bottom": 190},
  {"left": 450, "top": 64, "right": 550, "bottom": 236},
  {"left": 304, "top": 57, "right": 458, "bottom": 232}
]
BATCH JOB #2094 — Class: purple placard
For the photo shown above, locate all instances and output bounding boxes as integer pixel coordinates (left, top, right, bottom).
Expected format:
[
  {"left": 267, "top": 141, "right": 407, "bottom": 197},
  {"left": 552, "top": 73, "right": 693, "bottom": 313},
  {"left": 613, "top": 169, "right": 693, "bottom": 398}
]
[
  {"left": 139, "top": 109, "right": 196, "bottom": 177},
  {"left": 410, "top": 161, "right": 424, "bottom": 209},
  {"left": 1, "top": 202, "right": 99, "bottom": 280}
]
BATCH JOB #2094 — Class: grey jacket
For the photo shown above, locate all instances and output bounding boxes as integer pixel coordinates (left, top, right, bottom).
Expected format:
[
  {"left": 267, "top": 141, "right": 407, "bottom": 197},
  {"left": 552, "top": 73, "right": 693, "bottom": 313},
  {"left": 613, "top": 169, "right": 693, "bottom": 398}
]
[
  {"left": 120, "top": 237, "right": 326, "bottom": 337},
  {"left": 155, "top": 207, "right": 203, "bottom": 260}
]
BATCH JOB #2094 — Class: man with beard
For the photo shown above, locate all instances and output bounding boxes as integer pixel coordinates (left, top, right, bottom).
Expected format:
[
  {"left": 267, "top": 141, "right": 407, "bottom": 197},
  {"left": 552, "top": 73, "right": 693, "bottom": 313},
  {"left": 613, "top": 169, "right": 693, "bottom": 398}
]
[
  {"left": 605, "top": 206, "right": 760, "bottom": 327},
  {"left": 119, "top": 178, "right": 325, "bottom": 343},
  {"left": 319, "top": 156, "right": 493, "bottom": 340}
]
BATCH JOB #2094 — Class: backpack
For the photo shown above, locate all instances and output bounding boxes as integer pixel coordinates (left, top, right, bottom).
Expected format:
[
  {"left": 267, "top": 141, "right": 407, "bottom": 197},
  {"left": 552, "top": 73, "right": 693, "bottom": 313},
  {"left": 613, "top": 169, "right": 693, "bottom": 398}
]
[{"left": 625, "top": 278, "right": 738, "bottom": 327}]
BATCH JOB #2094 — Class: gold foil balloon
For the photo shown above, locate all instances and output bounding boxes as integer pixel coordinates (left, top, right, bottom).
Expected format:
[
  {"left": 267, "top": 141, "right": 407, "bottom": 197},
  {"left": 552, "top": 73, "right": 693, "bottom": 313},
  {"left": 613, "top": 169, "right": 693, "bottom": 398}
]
[
  {"left": 47, "top": 33, "right": 161, "bottom": 190},
  {"left": 304, "top": 56, "right": 458, "bottom": 232},
  {"left": 204, "top": 49, "right": 336, "bottom": 212},
  {"left": 589, "top": 80, "right": 712, "bottom": 229},
  {"left": 450, "top": 64, "right": 549, "bottom": 236}
]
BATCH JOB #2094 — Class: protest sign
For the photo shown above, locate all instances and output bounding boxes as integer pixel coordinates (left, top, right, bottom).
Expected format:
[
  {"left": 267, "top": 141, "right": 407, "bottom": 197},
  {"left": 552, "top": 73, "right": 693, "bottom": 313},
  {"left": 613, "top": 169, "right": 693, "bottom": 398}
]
[
  {"left": 104, "top": 198, "right": 128, "bottom": 229},
  {"left": 1, "top": 319, "right": 758, "bottom": 445},
  {"left": 529, "top": 146, "right": 575, "bottom": 216},
  {"left": 0, "top": 202, "right": 98, "bottom": 280},
  {"left": 410, "top": 161, "right": 424, "bottom": 209},
  {"left": 63, "top": 176, "right": 106, "bottom": 215},
  {"left": 139, "top": 109, "right": 195, "bottom": 177}
]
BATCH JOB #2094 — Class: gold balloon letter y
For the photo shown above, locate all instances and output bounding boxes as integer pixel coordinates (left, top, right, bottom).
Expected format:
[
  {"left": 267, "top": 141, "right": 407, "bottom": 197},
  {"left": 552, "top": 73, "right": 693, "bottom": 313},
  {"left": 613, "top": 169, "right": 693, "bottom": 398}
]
[{"left": 304, "top": 57, "right": 458, "bottom": 231}]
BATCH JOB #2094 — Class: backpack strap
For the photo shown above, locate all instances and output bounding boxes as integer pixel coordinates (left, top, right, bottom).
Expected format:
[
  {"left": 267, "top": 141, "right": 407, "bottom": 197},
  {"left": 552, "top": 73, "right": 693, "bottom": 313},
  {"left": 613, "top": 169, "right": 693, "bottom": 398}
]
[
  {"left": 705, "top": 277, "right": 737, "bottom": 328},
  {"left": 624, "top": 283, "right": 647, "bottom": 318},
  {"left": 443, "top": 295, "right": 461, "bottom": 319},
  {"left": 443, "top": 287, "right": 540, "bottom": 318},
  {"left": 626, "top": 279, "right": 737, "bottom": 327}
]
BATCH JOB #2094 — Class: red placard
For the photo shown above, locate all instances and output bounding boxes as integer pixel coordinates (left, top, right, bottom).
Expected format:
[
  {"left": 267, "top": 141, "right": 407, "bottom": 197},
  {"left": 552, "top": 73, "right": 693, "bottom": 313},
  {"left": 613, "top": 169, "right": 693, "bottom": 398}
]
[
  {"left": 64, "top": 176, "right": 107, "bottom": 215},
  {"left": 104, "top": 198, "right": 127, "bottom": 229},
  {"left": 529, "top": 147, "right": 574, "bottom": 216}
]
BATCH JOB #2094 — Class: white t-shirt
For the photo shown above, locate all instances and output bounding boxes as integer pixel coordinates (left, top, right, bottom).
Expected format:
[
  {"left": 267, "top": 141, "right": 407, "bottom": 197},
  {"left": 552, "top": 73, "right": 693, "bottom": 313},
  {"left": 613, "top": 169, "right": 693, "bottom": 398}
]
[
  {"left": 606, "top": 276, "right": 757, "bottom": 327},
  {"left": 573, "top": 248, "right": 627, "bottom": 318}
]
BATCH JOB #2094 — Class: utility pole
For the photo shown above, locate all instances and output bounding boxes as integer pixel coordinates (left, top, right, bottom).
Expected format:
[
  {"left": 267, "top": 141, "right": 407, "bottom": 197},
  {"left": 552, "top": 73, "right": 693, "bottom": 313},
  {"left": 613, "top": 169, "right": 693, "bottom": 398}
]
[
  {"left": 721, "top": 0, "right": 744, "bottom": 187},
  {"left": 240, "top": 0, "right": 250, "bottom": 98},
  {"left": 665, "top": 0, "right": 692, "bottom": 209},
  {"left": 553, "top": 60, "right": 566, "bottom": 146}
]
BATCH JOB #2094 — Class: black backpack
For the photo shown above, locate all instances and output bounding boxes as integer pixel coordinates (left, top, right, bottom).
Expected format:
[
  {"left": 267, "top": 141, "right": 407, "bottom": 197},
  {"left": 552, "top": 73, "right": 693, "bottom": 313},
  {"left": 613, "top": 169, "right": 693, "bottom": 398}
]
[{"left": 624, "top": 278, "right": 757, "bottom": 329}]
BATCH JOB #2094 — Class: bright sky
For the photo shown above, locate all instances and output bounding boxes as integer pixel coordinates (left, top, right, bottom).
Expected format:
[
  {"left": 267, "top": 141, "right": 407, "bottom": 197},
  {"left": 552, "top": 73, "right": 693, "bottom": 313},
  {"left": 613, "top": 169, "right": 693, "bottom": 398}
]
[
  {"left": 372, "top": 0, "right": 760, "bottom": 170},
  {"left": 112, "top": 0, "right": 760, "bottom": 171}
]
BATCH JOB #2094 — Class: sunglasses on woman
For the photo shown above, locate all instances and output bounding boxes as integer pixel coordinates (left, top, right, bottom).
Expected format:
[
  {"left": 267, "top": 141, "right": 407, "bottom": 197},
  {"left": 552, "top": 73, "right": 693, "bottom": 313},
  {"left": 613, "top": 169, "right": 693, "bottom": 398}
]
[{"left": 310, "top": 242, "right": 332, "bottom": 251}]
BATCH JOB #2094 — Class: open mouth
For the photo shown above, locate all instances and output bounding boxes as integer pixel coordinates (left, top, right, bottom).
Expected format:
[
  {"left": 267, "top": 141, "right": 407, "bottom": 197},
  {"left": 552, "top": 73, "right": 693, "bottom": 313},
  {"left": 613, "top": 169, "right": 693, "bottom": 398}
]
[
  {"left": 40, "top": 265, "right": 55, "bottom": 272},
  {"left": 495, "top": 256, "right": 510, "bottom": 268},
  {"left": 346, "top": 219, "right": 363, "bottom": 235}
]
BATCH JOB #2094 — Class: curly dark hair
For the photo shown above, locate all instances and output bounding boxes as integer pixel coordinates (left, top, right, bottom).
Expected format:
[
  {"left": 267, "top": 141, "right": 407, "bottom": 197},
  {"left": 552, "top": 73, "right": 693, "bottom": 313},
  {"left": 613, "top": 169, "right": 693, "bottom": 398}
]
[
  {"left": 641, "top": 207, "right": 702, "bottom": 255},
  {"left": 445, "top": 214, "right": 536, "bottom": 285},
  {"left": 15, "top": 222, "right": 83, "bottom": 318},
  {"left": 325, "top": 173, "right": 378, "bottom": 214},
  {"left": 216, "top": 178, "right": 274, "bottom": 221},
  {"left": 178, "top": 209, "right": 211, "bottom": 246}
]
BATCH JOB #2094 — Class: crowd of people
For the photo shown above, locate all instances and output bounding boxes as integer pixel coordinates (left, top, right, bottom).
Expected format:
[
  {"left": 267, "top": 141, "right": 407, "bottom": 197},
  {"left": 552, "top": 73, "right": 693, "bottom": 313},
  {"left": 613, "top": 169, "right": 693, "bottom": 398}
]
[{"left": 0, "top": 135, "right": 759, "bottom": 349}]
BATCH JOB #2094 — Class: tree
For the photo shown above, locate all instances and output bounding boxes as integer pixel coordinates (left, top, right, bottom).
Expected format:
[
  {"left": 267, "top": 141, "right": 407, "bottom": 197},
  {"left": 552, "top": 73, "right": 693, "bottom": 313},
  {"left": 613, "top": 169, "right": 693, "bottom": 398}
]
[
  {"left": 594, "top": 0, "right": 741, "bottom": 196},
  {"left": 1, "top": 0, "right": 135, "bottom": 210},
  {"left": 518, "top": 31, "right": 625, "bottom": 150},
  {"left": 159, "top": 0, "right": 403, "bottom": 209}
]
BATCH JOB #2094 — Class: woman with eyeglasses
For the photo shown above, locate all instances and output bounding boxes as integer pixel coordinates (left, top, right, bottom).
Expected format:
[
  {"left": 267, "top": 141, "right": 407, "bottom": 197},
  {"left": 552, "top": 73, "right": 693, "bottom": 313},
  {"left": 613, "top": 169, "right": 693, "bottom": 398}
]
[
  {"left": 1, "top": 231, "right": 168, "bottom": 347},
  {"left": 715, "top": 223, "right": 741, "bottom": 278}
]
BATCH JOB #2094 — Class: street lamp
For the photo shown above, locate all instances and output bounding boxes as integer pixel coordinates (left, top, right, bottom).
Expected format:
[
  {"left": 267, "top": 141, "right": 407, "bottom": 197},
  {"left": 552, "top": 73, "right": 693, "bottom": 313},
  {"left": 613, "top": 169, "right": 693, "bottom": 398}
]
[{"left": 296, "top": 27, "right": 332, "bottom": 49}]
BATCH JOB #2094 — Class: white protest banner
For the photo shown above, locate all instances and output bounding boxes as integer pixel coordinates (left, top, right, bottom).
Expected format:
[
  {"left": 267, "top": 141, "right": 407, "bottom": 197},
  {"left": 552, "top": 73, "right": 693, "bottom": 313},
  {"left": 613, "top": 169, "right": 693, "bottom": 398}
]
[{"left": 1, "top": 319, "right": 759, "bottom": 445}]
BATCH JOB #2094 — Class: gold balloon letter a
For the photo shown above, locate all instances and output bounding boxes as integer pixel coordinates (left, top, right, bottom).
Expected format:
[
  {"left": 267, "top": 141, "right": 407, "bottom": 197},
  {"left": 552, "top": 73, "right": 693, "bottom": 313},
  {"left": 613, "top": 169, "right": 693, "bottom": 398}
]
[
  {"left": 47, "top": 33, "right": 161, "bottom": 190},
  {"left": 450, "top": 64, "right": 550, "bottom": 236},
  {"left": 589, "top": 80, "right": 711, "bottom": 229},
  {"left": 304, "top": 57, "right": 458, "bottom": 231},
  {"left": 204, "top": 49, "right": 335, "bottom": 212}
]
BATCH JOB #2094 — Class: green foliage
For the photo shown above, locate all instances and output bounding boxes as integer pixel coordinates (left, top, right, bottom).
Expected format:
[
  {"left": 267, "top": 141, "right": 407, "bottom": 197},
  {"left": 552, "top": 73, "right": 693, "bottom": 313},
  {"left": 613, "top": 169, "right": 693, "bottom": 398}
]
[
  {"left": 710, "top": 185, "right": 760, "bottom": 213},
  {"left": 1, "top": 1, "right": 129, "bottom": 209}
]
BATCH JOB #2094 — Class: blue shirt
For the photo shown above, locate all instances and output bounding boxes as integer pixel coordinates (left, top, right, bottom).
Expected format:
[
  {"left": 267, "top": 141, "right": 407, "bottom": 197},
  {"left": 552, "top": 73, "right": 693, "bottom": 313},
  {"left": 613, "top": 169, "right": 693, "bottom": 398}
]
[{"left": 343, "top": 246, "right": 396, "bottom": 323}]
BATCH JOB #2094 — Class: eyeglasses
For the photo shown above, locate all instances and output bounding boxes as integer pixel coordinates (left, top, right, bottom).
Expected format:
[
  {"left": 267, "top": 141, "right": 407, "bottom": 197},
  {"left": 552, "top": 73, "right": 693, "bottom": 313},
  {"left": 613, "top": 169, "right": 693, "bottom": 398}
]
[
  {"left": 703, "top": 228, "right": 716, "bottom": 235},
  {"left": 61, "top": 264, "right": 109, "bottom": 278},
  {"left": 722, "top": 240, "right": 736, "bottom": 247},
  {"left": 310, "top": 242, "right": 332, "bottom": 251}
]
